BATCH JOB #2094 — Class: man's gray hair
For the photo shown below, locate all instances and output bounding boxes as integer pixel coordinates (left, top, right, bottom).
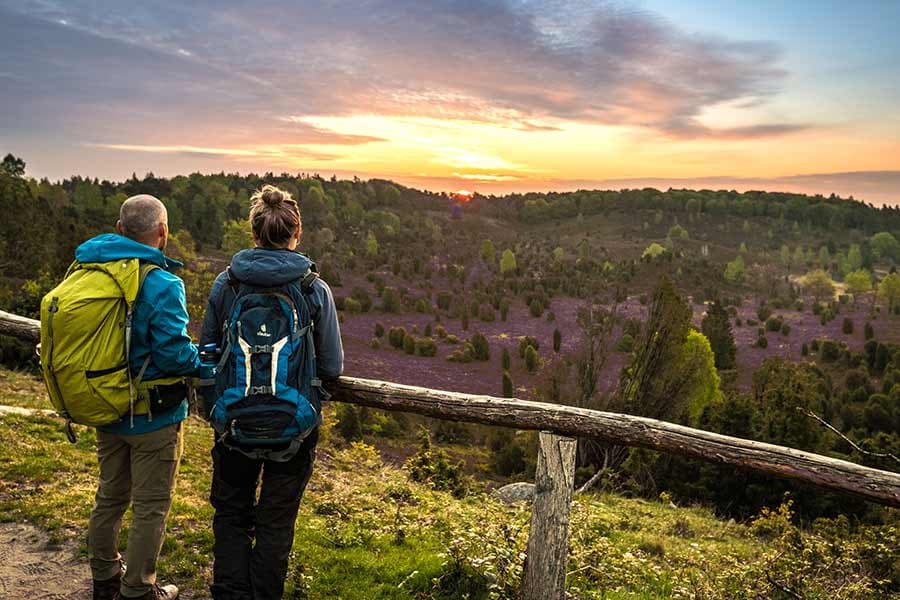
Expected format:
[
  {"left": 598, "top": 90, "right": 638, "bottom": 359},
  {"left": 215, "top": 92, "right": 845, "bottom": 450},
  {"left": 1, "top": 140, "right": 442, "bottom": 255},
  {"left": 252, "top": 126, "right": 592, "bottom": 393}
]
[{"left": 119, "top": 194, "right": 167, "bottom": 239}]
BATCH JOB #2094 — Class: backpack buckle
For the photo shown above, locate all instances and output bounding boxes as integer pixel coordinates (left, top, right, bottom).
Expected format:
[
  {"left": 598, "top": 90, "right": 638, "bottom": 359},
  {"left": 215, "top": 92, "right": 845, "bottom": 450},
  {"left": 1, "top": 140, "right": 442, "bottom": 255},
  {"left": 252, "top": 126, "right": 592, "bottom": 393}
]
[{"left": 248, "top": 385, "right": 273, "bottom": 396}]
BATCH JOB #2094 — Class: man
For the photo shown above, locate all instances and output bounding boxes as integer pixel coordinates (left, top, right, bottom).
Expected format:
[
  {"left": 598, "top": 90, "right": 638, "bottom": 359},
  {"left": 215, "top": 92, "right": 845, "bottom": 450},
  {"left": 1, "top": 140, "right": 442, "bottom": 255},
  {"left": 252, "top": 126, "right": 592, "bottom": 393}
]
[{"left": 81, "top": 195, "right": 201, "bottom": 600}]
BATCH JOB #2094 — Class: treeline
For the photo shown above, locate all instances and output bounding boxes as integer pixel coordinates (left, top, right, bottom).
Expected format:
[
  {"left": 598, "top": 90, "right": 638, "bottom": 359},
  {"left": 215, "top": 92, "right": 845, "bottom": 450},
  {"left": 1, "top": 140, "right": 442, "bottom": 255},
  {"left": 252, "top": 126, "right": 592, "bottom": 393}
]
[{"left": 470, "top": 186, "right": 900, "bottom": 236}]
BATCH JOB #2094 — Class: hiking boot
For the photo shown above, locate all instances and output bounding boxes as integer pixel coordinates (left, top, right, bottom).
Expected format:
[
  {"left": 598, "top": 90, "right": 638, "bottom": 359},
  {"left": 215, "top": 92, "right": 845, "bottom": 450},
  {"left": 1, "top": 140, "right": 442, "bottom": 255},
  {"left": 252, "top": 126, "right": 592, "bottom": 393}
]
[
  {"left": 116, "top": 583, "right": 179, "bottom": 600},
  {"left": 94, "top": 561, "right": 126, "bottom": 600},
  {"left": 92, "top": 571, "right": 121, "bottom": 600}
]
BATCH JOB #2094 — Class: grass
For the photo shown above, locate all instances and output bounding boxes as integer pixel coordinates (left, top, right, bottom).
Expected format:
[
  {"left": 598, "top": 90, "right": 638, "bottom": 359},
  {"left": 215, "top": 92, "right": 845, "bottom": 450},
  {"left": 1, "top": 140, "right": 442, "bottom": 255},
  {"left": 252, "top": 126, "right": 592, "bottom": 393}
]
[{"left": 0, "top": 367, "right": 897, "bottom": 599}]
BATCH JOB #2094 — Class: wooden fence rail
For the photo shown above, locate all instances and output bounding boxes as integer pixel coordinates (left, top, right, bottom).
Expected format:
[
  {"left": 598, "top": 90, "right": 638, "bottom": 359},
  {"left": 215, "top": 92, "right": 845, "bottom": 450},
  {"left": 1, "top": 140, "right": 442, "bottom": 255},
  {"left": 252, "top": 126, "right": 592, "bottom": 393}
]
[{"left": 2, "top": 309, "right": 899, "bottom": 599}]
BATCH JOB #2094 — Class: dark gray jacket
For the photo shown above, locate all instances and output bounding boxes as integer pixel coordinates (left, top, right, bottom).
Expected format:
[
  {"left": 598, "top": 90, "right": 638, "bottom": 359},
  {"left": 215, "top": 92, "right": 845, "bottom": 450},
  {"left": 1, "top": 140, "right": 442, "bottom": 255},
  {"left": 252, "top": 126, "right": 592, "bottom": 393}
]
[{"left": 200, "top": 248, "right": 343, "bottom": 381}]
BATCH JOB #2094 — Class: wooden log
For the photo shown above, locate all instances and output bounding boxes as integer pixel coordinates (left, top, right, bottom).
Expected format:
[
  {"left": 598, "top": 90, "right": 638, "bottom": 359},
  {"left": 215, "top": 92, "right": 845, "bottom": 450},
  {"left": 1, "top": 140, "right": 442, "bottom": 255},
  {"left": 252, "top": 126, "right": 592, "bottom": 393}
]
[
  {"left": 330, "top": 377, "right": 900, "bottom": 508},
  {"left": 0, "top": 310, "right": 40, "bottom": 344},
  {"left": 1, "top": 311, "right": 899, "bottom": 507},
  {"left": 523, "top": 432, "right": 577, "bottom": 600}
]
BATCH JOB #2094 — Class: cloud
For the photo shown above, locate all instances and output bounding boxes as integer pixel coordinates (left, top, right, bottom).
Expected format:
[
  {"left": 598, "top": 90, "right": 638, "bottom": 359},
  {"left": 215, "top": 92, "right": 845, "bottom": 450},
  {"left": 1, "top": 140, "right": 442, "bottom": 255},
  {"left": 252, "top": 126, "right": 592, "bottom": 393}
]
[
  {"left": 88, "top": 143, "right": 337, "bottom": 163},
  {"left": 0, "top": 0, "right": 807, "bottom": 140}
]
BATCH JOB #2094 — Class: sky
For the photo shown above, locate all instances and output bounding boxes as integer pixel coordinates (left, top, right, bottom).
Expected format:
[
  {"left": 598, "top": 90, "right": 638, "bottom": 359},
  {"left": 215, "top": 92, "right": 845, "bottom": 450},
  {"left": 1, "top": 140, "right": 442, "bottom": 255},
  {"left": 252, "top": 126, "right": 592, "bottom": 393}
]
[{"left": 1, "top": 0, "right": 899, "bottom": 204}]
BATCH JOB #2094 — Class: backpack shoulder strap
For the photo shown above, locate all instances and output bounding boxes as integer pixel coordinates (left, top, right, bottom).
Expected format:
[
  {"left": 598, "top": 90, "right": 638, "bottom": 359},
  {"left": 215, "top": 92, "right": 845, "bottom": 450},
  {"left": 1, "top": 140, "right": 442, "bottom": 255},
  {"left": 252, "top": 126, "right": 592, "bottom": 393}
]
[
  {"left": 300, "top": 266, "right": 319, "bottom": 295},
  {"left": 138, "top": 262, "right": 160, "bottom": 289}
]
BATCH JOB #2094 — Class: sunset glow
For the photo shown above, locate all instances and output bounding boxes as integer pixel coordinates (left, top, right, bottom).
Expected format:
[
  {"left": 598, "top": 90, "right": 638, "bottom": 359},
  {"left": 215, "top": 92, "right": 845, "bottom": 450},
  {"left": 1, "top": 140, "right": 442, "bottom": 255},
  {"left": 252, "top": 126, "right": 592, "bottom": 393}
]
[{"left": 1, "top": 1, "right": 898, "bottom": 203}]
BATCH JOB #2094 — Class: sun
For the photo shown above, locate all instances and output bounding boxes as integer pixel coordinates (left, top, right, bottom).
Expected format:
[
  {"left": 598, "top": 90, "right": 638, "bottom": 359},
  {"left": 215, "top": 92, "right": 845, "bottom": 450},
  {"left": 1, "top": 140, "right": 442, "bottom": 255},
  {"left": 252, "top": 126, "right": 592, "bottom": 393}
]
[{"left": 452, "top": 189, "right": 474, "bottom": 202}]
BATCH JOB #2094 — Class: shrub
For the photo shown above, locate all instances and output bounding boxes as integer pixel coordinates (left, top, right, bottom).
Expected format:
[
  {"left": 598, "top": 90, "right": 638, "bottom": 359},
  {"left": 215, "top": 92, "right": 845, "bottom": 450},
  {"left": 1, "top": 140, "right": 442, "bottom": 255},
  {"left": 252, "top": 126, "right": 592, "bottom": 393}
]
[
  {"left": 765, "top": 316, "right": 783, "bottom": 332},
  {"left": 615, "top": 334, "right": 635, "bottom": 353},
  {"left": 403, "top": 334, "right": 416, "bottom": 355},
  {"left": 502, "top": 371, "right": 513, "bottom": 398},
  {"left": 781, "top": 323, "right": 791, "bottom": 336},
  {"left": 351, "top": 287, "right": 372, "bottom": 312},
  {"left": 842, "top": 318, "right": 854, "bottom": 335},
  {"left": 501, "top": 348, "right": 510, "bottom": 370},
  {"left": 447, "top": 344, "right": 475, "bottom": 363},
  {"left": 446, "top": 334, "right": 460, "bottom": 344},
  {"left": 369, "top": 337, "right": 381, "bottom": 350},
  {"left": 381, "top": 287, "right": 402, "bottom": 313},
  {"left": 436, "top": 291, "right": 452, "bottom": 311},
  {"left": 415, "top": 337, "right": 437, "bottom": 357},
  {"left": 756, "top": 335, "right": 768, "bottom": 349},
  {"left": 757, "top": 304, "right": 772, "bottom": 322},
  {"left": 810, "top": 339, "right": 820, "bottom": 352},
  {"left": 335, "top": 403, "right": 362, "bottom": 441},
  {"left": 524, "top": 345, "right": 540, "bottom": 372},
  {"left": 747, "top": 318, "right": 758, "bottom": 326},
  {"left": 469, "top": 331, "right": 490, "bottom": 361},
  {"left": 801, "top": 343, "right": 809, "bottom": 356},
  {"left": 461, "top": 312, "right": 469, "bottom": 331},
  {"left": 529, "top": 298, "right": 544, "bottom": 318},
  {"left": 435, "top": 324, "right": 447, "bottom": 338},
  {"left": 553, "top": 329, "right": 561, "bottom": 353},
  {"left": 735, "top": 317, "right": 742, "bottom": 327},
  {"left": 639, "top": 294, "right": 648, "bottom": 305},
  {"left": 546, "top": 310, "right": 555, "bottom": 322},
  {"left": 374, "top": 322, "right": 385, "bottom": 338},
  {"left": 406, "top": 429, "right": 470, "bottom": 498},
  {"left": 415, "top": 298, "right": 430, "bottom": 313},
  {"left": 821, "top": 340, "right": 841, "bottom": 362},
  {"left": 518, "top": 336, "right": 539, "bottom": 358},
  {"left": 343, "top": 297, "right": 362, "bottom": 313},
  {"left": 864, "top": 322, "right": 875, "bottom": 341}
]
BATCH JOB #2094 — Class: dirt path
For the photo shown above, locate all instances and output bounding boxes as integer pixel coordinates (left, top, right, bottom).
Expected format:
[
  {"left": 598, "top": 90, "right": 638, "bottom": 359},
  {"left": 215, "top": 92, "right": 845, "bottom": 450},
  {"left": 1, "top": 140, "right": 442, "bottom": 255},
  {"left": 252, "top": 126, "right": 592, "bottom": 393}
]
[{"left": 0, "top": 522, "right": 90, "bottom": 600}]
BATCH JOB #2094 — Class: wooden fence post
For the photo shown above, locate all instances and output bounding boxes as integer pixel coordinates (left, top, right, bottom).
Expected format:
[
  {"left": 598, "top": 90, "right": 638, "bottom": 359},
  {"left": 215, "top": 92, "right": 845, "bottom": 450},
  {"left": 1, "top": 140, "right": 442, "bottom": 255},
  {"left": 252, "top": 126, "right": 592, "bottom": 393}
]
[{"left": 523, "top": 431, "right": 577, "bottom": 600}]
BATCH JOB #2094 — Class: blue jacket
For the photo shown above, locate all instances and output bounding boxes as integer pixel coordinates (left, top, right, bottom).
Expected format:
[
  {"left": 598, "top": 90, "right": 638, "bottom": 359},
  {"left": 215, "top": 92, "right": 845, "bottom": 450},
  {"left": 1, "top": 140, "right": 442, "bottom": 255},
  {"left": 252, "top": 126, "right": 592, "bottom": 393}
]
[
  {"left": 75, "top": 234, "right": 201, "bottom": 434},
  {"left": 200, "top": 248, "right": 344, "bottom": 385}
]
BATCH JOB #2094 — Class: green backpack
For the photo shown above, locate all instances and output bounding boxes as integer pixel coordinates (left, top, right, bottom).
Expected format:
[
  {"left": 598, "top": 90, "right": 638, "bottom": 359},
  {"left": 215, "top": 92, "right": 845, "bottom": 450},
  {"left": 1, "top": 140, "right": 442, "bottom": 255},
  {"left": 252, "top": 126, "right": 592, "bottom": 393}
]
[{"left": 40, "top": 259, "right": 159, "bottom": 435}]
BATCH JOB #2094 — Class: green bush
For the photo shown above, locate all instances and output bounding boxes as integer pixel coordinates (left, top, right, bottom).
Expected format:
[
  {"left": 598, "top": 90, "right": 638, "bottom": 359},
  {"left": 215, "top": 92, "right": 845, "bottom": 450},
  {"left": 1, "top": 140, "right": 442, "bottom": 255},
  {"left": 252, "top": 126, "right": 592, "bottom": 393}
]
[
  {"left": 553, "top": 329, "right": 561, "bottom": 353},
  {"left": 374, "top": 322, "right": 385, "bottom": 338},
  {"left": 781, "top": 323, "right": 791, "bottom": 336},
  {"left": 469, "top": 331, "right": 490, "bottom": 361},
  {"left": 864, "top": 322, "right": 874, "bottom": 341},
  {"left": 335, "top": 403, "right": 362, "bottom": 441},
  {"left": 756, "top": 335, "right": 768, "bottom": 349},
  {"left": 842, "top": 318, "right": 854, "bottom": 335},
  {"left": 343, "top": 297, "right": 362, "bottom": 313},
  {"left": 525, "top": 345, "right": 540, "bottom": 372},
  {"left": 615, "top": 334, "right": 635, "bottom": 353},
  {"left": 502, "top": 371, "right": 513, "bottom": 398},
  {"left": 415, "top": 337, "right": 437, "bottom": 357},
  {"left": 403, "top": 334, "right": 416, "bottom": 355},
  {"left": 406, "top": 429, "right": 470, "bottom": 498},
  {"left": 369, "top": 337, "right": 381, "bottom": 350},
  {"left": 529, "top": 298, "right": 544, "bottom": 318},
  {"left": 499, "top": 298, "right": 510, "bottom": 321},
  {"left": 388, "top": 326, "right": 407, "bottom": 349},
  {"left": 821, "top": 340, "right": 841, "bottom": 362},
  {"left": 501, "top": 348, "right": 510, "bottom": 370},
  {"left": 351, "top": 287, "right": 372, "bottom": 312},
  {"left": 518, "top": 336, "right": 539, "bottom": 358}
]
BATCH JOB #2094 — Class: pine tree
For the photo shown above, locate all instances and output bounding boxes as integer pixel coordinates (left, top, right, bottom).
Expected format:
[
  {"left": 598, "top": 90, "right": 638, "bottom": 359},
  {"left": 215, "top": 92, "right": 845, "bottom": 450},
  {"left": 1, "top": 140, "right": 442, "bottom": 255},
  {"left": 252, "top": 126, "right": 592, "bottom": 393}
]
[{"left": 701, "top": 300, "right": 737, "bottom": 370}]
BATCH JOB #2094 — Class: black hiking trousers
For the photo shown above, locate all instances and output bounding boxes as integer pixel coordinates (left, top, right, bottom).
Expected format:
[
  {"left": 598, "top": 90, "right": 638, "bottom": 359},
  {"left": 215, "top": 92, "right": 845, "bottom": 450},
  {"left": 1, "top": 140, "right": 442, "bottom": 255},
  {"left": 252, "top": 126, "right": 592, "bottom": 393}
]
[{"left": 209, "top": 429, "right": 318, "bottom": 600}]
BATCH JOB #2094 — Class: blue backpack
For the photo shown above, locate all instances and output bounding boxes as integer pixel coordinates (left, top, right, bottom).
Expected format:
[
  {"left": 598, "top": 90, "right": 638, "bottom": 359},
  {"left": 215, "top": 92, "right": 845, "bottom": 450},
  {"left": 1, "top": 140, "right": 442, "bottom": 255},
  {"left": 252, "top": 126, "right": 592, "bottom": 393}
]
[{"left": 211, "top": 266, "right": 323, "bottom": 461}]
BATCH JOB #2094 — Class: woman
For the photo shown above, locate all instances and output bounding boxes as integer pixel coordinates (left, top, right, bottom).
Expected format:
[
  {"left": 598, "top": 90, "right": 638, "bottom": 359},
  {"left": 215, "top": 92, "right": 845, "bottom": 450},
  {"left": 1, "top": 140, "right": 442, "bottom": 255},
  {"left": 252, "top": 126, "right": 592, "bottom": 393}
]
[{"left": 200, "top": 184, "right": 343, "bottom": 600}]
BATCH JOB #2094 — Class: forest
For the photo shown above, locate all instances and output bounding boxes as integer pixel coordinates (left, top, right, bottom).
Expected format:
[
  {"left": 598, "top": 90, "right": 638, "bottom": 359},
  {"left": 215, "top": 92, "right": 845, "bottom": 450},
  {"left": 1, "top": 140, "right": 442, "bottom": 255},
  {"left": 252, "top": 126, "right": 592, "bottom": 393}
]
[{"left": 1, "top": 152, "right": 899, "bottom": 598}]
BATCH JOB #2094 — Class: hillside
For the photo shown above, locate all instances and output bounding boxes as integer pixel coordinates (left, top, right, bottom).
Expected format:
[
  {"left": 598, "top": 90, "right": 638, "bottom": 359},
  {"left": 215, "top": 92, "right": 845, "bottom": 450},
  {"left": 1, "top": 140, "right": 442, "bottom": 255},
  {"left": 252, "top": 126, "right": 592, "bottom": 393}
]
[{"left": 0, "top": 368, "right": 897, "bottom": 599}]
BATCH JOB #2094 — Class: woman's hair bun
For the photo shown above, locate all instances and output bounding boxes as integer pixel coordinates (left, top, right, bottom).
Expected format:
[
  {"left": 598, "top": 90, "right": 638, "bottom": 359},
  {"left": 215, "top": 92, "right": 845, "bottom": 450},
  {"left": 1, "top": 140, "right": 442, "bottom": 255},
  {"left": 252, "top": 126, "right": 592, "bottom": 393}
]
[{"left": 260, "top": 184, "right": 286, "bottom": 207}]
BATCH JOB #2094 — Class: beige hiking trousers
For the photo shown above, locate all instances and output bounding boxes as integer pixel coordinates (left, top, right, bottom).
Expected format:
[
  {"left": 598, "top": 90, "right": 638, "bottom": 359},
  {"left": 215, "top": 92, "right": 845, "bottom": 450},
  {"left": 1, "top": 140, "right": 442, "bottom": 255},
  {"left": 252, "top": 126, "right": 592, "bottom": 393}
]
[{"left": 87, "top": 422, "right": 184, "bottom": 597}]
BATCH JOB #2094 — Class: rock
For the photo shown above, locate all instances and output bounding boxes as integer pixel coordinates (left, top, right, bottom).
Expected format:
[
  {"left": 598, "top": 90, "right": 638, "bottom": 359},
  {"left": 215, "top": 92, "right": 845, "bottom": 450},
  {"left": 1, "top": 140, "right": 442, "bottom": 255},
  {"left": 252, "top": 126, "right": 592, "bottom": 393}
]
[{"left": 491, "top": 482, "right": 535, "bottom": 504}]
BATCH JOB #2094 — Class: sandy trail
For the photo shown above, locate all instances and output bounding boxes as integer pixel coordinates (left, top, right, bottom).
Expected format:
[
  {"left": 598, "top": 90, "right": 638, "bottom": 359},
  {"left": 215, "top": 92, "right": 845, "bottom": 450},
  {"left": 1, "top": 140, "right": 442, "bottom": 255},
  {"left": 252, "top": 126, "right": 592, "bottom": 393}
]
[{"left": 0, "top": 522, "right": 90, "bottom": 600}]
